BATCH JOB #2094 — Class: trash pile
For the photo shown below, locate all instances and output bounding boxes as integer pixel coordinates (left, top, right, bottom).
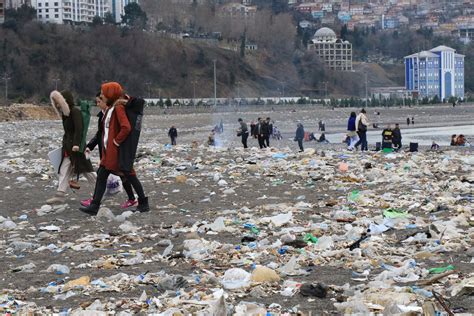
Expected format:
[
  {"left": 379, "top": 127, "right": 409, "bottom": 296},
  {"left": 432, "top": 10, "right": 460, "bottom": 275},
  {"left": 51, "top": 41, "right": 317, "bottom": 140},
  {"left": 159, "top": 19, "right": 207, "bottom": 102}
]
[{"left": 0, "top": 123, "right": 473, "bottom": 315}]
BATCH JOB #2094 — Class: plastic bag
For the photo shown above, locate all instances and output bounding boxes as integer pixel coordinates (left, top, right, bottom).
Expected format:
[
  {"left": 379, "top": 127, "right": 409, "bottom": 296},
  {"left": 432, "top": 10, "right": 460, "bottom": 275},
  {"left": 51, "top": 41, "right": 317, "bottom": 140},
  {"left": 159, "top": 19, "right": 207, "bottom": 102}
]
[{"left": 105, "top": 174, "right": 122, "bottom": 196}]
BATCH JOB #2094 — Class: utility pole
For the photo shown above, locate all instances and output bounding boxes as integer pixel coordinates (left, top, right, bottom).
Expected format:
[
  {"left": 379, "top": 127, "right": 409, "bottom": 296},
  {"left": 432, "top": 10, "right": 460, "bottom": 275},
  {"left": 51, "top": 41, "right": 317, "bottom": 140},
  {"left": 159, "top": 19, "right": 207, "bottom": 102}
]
[
  {"left": 213, "top": 59, "right": 217, "bottom": 107},
  {"left": 145, "top": 82, "right": 151, "bottom": 99},
  {"left": 192, "top": 80, "right": 197, "bottom": 100},
  {"left": 365, "top": 72, "right": 368, "bottom": 108},
  {"left": 2, "top": 72, "right": 11, "bottom": 104},
  {"left": 53, "top": 78, "right": 60, "bottom": 91}
]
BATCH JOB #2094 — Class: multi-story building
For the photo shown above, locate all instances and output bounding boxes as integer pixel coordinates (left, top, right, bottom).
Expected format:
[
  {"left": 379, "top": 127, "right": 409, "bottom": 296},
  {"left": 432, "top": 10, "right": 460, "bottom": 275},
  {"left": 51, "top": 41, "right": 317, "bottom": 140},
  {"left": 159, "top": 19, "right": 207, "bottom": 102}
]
[
  {"left": 0, "top": 0, "right": 4, "bottom": 23},
  {"left": 404, "top": 45, "right": 464, "bottom": 100},
  {"left": 6, "top": 0, "right": 30, "bottom": 9},
  {"left": 111, "top": 0, "right": 137, "bottom": 23},
  {"left": 29, "top": 0, "right": 135, "bottom": 24},
  {"left": 308, "top": 27, "right": 352, "bottom": 71}
]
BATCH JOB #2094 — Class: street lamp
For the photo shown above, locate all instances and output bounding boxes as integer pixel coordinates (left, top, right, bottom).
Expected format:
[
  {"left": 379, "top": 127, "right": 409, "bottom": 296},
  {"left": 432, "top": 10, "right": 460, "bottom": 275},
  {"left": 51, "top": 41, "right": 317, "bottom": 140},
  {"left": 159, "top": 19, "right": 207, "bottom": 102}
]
[{"left": 213, "top": 59, "right": 217, "bottom": 107}]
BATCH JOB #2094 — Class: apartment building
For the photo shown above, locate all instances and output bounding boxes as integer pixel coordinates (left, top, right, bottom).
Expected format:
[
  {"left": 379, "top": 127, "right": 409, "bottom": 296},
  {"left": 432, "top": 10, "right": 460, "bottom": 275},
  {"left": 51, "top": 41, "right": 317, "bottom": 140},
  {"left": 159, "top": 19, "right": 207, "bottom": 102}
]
[{"left": 404, "top": 45, "right": 464, "bottom": 100}]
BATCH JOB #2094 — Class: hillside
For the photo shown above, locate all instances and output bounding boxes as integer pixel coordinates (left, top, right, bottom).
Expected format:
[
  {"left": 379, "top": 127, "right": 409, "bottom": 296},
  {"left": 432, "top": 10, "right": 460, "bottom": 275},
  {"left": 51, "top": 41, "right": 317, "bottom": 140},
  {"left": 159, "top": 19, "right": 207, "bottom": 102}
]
[{"left": 0, "top": 21, "right": 403, "bottom": 103}]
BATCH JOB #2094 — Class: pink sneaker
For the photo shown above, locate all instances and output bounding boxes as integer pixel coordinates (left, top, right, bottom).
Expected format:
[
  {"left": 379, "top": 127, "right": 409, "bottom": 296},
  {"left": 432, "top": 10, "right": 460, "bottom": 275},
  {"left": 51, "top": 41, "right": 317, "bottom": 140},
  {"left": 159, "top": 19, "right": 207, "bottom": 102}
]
[
  {"left": 80, "top": 198, "right": 92, "bottom": 207},
  {"left": 121, "top": 199, "right": 138, "bottom": 209}
]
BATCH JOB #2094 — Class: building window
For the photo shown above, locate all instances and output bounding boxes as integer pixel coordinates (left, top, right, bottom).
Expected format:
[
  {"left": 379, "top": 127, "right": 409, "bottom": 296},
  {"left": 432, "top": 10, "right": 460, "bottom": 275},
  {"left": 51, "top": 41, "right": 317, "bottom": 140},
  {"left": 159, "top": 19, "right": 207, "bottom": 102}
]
[
  {"left": 55, "top": 8, "right": 58, "bottom": 12},
  {"left": 46, "top": 14, "right": 49, "bottom": 18},
  {"left": 54, "top": 2, "right": 58, "bottom": 5},
  {"left": 38, "top": 9, "right": 42, "bottom": 12},
  {"left": 55, "top": 14, "right": 59, "bottom": 18},
  {"left": 46, "top": 9, "right": 49, "bottom": 12}
]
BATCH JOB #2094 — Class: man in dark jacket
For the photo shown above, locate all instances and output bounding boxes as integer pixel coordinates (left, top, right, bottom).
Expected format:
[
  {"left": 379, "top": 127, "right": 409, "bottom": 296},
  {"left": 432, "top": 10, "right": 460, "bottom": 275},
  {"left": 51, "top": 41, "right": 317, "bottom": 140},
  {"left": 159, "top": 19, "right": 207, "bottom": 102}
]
[
  {"left": 392, "top": 123, "right": 402, "bottom": 150},
  {"left": 237, "top": 118, "right": 249, "bottom": 148},
  {"left": 168, "top": 126, "right": 178, "bottom": 145},
  {"left": 295, "top": 123, "right": 305, "bottom": 152},
  {"left": 265, "top": 117, "right": 272, "bottom": 147},
  {"left": 256, "top": 117, "right": 266, "bottom": 149}
]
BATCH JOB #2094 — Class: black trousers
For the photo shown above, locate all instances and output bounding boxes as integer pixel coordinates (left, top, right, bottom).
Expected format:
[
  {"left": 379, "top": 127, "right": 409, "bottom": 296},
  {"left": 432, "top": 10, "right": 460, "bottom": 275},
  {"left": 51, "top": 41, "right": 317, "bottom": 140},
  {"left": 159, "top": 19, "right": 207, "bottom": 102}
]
[
  {"left": 241, "top": 132, "right": 249, "bottom": 148},
  {"left": 264, "top": 135, "right": 270, "bottom": 147},
  {"left": 298, "top": 139, "right": 304, "bottom": 151},
  {"left": 170, "top": 136, "right": 176, "bottom": 145},
  {"left": 92, "top": 166, "right": 146, "bottom": 205},
  {"left": 257, "top": 135, "right": 266, "bottom": 148}
]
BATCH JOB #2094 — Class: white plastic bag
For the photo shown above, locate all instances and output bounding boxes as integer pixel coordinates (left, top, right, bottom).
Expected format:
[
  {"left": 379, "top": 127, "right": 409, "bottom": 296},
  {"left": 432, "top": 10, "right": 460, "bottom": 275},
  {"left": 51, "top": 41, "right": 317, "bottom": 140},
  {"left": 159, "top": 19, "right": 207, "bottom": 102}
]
[{"left": 105, "top": 174, "right": 122, "bottom": 196}]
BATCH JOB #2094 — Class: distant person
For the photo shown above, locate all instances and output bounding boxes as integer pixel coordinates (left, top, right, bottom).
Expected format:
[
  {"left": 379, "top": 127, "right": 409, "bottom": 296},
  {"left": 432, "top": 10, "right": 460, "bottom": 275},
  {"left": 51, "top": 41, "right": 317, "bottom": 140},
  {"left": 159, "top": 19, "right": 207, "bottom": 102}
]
[
  {"left": 455, "top": 134, "right": 467, "bottom": 146},
  {"left": 237, "top": 118, "right": 249, "bottom": 149},
  {"left": 266, "top": 117, "right": 273, "bottom": 147},
  {"left": 431, "top": 141, "right": 440, "bottom": 151},
  {"left": 318, "top": 120, "right": 323, "bottom": 131},
  {"left": 295, "top": 123, "right": 305, "bottom": 152},
  {"left": 309, "top": 132, "right": 317, "bottom": 141},
  {"left": 452, "top": 100, "right": 456, "bottom": 108},
  {"left": 318, "top": 132, "right": 329, "bottom": 143},
  {"left": 450, "top": 134, "right": 457, "bottom": 146},
  {"left": 347, "top": 111, "right": 359, "bottom": 150},
  {"left": 256, "top": 117, "right": 266, "bottom": 149},
  {"left": 381, "top": 124, "right": 393, "bottom": 149},
  {"left": 272, "top": 126, "right": 282, "bottom": 140},
  {"left": 208, "top": 131, "right": 216, "bottom": 146},
  {"left": 168, "top": 125, "right": 178, "bottom": 145},
  {"left": 47, "top": 90, "right": 97, "bottom": 204},
  {"left": 392, "top": 123, "right": 402, "bottom": 150},
  {"left": 411, "top": 117, "right": 415, "bottom": 125},
  {"left": 355, "top": 109, "right": 369, "bottom": 151},
  {"left": 407, "top": 117, "right": 410, "bottom": 126},
  {"left": 250, "top": 121, "right": 257, "bottom": 138},
  {"left": 321, "top": 120, "right": 326, "bottom": 132},
  {"left": 219, "top": 119, "right": 224, "bottom": 133}
]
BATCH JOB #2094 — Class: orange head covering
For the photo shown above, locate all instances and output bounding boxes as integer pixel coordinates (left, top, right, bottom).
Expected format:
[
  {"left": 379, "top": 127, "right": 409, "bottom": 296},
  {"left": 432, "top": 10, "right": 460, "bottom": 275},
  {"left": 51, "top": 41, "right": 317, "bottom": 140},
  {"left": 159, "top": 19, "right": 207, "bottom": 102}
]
[{"left": 101, "top": 82, "right": 123, "bottom": 105}]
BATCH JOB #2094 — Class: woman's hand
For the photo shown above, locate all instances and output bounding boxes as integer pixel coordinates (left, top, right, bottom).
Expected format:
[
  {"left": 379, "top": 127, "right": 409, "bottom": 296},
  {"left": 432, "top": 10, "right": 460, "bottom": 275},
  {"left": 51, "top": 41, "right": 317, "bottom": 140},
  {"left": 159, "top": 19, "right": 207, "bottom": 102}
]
[{"left": 72, "top": 146, "right": 80, "bottom": 152}]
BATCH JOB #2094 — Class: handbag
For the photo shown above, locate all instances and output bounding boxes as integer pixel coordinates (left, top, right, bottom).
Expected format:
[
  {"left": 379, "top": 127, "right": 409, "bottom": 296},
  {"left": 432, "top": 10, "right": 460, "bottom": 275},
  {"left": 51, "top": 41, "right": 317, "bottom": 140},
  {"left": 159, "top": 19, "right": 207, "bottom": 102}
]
[{"left": 358, "top": 120, "right": 367, "bottom": 132}]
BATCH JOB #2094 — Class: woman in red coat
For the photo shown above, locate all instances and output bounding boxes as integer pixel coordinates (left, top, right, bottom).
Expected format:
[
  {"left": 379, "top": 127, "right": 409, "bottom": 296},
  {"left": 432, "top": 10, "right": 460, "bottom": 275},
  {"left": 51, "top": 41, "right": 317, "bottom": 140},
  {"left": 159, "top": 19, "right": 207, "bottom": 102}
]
[{"left": 80, "top": 82, "right": 149, "bottom": 215}]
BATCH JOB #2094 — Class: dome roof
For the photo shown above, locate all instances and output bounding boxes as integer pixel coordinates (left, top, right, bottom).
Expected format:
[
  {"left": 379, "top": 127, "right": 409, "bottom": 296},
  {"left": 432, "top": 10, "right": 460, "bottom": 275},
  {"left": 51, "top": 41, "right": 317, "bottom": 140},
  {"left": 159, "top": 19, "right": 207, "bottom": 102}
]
[{"left": 314, "top": 27, "right": 337, "bottom": 39}]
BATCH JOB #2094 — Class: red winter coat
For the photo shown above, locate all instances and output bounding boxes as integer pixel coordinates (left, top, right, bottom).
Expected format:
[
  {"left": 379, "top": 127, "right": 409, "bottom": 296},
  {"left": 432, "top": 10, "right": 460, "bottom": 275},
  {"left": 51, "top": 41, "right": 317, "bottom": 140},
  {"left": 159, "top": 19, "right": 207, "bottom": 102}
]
[{"left": 100, "top": 104, "right": 131, "bottom": 173}]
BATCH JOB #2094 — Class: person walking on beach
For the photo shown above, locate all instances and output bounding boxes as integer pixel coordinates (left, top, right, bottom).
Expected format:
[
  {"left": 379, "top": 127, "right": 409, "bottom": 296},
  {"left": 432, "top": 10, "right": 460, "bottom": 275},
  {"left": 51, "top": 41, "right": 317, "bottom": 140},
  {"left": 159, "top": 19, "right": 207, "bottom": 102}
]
[
  {"left": 347, "top": 111, "right": 359, "bottom": 150},
  {"left": 411, "top": 117, "right": 415, "bottom": 125},
  {"left": 265, "top": 117, "right": 272, "bottom": 147},
  {"left": 295, "top": 123, "right": 305, "bottom": 152},
  {"left": 237, "top": 118, "right": 249, "bottom": 149},
  {"left": 168, "top": 125, "right": 178, "bottom": 145},
  {"left": 47, "top": 90, "right": 97, "bottom": 204},
  {"left": 354, "top": 109, "right": 369, "bottom": 151},
  {"left": 406, "top": 117, "right": 410, "bottom": 126},
  {"left": 80, "top": 82, "right": 149, "bottom": 215},
  {"left": 80, "top": 93, "right": 137, "bottom": 209},
  {"left": 256, "top": 117, "right": 266, "bottom": 149}
]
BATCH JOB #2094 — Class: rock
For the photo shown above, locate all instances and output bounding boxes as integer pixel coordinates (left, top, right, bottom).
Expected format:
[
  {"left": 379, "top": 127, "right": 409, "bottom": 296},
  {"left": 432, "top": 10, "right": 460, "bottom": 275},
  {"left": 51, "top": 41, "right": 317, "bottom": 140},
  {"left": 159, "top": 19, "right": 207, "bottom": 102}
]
[{"left": 251, "top": 265, "right": 280, "bottom": 283}]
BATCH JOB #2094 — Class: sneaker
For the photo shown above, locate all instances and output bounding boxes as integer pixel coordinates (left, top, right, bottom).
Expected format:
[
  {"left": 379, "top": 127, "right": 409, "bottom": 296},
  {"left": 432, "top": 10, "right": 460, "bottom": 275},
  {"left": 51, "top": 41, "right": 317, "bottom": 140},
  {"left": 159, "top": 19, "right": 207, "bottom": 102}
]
[
  {"left": 46, "top": 191, "right": 66, "bottom": 204},
  {"left": 121, "top": 199, "right": 138, "bottom": 209},
  {"left": 80, "top": 198, "right": 93, "bottom": 207}
]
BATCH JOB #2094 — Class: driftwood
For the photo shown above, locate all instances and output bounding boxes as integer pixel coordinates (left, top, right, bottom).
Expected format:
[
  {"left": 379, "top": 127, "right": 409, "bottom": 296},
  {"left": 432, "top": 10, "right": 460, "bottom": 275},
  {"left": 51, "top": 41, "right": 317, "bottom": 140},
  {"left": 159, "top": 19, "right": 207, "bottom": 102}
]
[{"left": 417, "top": 270, "right": 456, "bottom": 286}]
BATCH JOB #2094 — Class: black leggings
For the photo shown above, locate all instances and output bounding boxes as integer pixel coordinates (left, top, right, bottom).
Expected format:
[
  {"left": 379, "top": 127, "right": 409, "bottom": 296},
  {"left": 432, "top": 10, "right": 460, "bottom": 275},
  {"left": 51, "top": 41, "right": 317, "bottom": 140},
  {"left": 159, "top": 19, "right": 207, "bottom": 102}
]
[{"left": 92, "top": 166, "right": 146, "bottom": 205}]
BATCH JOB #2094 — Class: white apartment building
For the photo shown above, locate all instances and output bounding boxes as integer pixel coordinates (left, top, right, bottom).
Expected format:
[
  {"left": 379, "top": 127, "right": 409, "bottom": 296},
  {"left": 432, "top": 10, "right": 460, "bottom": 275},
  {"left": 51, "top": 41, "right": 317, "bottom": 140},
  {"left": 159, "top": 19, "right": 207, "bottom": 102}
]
[{"left": 29, "top": 0, "right": 135, "bottom": 24}]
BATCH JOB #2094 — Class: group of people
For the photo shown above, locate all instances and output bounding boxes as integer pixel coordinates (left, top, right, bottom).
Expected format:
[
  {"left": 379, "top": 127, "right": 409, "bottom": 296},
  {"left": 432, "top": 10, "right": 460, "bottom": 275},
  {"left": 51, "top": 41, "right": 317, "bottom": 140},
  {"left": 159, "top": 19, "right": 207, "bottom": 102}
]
[
  {"left": 47, "top": 82, "right": 149, "bottom": 215},
  {"left": 451, "top": 134, "right": 469, "bottom": 146},
  {"left": 346, "top": 109, "right": 370, "bottom": 151}
]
